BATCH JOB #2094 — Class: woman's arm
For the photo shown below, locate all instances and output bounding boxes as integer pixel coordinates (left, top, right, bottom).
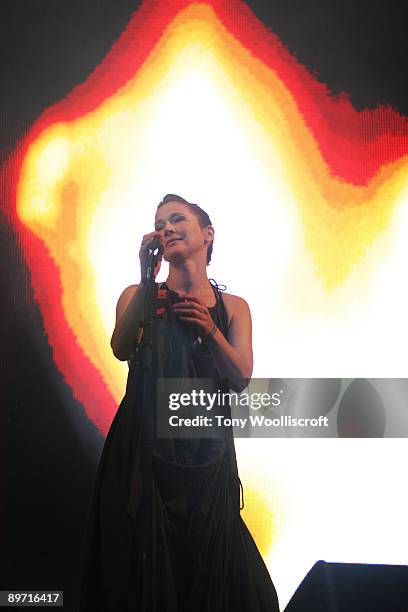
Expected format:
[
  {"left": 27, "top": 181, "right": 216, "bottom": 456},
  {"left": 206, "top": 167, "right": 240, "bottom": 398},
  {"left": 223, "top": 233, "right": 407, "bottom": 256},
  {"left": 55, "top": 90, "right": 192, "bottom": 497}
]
[
  {"left": 110, "top": 284, "right": 146, "bottom": 361},
  {"left": 172, "top": 294, "right": 253, "bottom": 392},
  {"left": 111, "top": 229, "right": 163, "bottom": 361},
  {"left": 206, "top": 295, "right": 253, "bottom": 392}
]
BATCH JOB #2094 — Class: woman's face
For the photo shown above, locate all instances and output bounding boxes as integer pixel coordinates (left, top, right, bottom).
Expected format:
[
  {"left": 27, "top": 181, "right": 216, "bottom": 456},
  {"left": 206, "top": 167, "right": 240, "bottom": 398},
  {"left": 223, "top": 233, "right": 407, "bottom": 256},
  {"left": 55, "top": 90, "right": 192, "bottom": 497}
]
[{"left": 154, "top": 201, "right": 212, "bottom": 264}]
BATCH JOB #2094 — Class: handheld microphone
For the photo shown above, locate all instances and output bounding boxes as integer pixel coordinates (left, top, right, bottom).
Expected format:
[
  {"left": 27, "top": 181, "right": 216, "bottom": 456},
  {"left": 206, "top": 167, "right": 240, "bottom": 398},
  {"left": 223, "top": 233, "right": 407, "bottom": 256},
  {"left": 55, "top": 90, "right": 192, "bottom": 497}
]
[
  {"left": 144, "top": 238, "right": 163, "bottom": 283},
  {"left": 149, "top": 238, "right": 163, "bottom": 256}
]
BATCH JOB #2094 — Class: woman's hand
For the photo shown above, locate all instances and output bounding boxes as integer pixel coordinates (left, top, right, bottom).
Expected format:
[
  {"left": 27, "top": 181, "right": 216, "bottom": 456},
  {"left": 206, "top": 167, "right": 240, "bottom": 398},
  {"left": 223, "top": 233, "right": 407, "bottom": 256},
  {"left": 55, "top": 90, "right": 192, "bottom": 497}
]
[
  {"left": 171, "top": 296, "right": 215, "bottom": 335},
  {"left": 173, "top": 293, "right": 253, "bottom": 392},
  {"left": 139, "top": 231, "right": 163, "bottom": 280}
]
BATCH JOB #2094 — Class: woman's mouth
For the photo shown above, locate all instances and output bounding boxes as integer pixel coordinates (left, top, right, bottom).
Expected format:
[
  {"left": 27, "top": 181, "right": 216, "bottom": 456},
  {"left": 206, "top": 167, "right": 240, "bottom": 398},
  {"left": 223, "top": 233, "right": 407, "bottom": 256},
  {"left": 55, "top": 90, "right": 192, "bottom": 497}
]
[{"left": 166, "top": 237, "right": 182, "bottom": 247}]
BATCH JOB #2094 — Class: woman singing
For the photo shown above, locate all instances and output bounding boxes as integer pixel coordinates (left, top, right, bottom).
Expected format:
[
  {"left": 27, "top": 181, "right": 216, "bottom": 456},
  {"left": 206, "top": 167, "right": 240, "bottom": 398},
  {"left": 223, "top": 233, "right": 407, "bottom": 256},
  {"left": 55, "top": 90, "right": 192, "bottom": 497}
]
[{"left": 79, "top": 194, "right": 280, "bottom": 611}]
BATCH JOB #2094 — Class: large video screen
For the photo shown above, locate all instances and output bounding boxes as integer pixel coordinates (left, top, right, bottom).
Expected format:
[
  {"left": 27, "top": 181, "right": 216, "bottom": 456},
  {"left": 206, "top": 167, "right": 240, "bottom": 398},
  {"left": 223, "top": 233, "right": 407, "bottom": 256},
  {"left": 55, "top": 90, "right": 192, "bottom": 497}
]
[{"left": 4, "top": 1, "right": 407, "bottom": 608}]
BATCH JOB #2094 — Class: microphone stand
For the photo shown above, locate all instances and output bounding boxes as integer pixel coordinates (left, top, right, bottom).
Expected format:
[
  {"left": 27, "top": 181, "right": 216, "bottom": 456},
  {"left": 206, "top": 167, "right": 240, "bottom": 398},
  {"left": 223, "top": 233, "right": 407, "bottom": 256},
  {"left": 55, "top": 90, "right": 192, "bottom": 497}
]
[{"left": 137, "top": 245, "right": 161, "bottom": 609}]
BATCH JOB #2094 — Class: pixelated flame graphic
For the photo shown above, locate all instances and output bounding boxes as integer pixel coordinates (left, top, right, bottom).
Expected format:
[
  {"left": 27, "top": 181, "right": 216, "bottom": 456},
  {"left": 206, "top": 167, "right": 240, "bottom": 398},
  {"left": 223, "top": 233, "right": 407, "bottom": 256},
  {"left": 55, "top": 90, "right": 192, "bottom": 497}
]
[{"left": 3, "top": 0, "right": 408, "bottom": 573}]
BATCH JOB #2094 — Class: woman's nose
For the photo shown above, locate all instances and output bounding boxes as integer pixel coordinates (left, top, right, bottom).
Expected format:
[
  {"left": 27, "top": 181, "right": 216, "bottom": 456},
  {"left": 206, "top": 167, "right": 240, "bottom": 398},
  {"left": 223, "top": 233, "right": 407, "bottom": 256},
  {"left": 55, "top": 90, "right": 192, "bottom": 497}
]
[{"left": 164, "top": 225, "right": 176, "bottom": 236}]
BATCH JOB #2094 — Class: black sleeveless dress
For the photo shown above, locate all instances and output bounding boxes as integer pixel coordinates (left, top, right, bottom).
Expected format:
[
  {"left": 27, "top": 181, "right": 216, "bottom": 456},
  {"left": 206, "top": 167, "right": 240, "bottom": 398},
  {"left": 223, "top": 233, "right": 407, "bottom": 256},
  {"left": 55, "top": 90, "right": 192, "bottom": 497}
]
[{"left": 79, "top": 281, "right": 280, "bottom": 612}]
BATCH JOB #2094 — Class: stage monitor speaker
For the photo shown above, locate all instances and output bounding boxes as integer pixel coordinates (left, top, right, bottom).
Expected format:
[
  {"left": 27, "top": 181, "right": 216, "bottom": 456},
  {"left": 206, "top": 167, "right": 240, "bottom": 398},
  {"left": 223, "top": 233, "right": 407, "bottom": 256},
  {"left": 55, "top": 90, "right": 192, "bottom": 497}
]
[{"left": 284, "top": 560, "right": 408, "bottom": 612}]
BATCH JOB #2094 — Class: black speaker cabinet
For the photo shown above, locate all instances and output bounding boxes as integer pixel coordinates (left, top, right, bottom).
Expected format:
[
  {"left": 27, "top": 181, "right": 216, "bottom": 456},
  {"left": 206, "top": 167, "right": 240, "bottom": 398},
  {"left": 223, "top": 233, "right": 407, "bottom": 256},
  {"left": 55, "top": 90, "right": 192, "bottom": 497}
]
[{"left": 284, "top": 560, "right": 408, "bottom": 612}]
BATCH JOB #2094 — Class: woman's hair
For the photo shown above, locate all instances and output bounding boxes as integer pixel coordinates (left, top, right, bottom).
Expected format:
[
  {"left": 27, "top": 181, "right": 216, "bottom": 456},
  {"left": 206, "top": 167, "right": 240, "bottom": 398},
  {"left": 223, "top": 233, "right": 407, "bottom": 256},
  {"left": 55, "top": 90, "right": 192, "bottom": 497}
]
[{"left": 157, "top": 194, "right": 213, "bottom": 264}]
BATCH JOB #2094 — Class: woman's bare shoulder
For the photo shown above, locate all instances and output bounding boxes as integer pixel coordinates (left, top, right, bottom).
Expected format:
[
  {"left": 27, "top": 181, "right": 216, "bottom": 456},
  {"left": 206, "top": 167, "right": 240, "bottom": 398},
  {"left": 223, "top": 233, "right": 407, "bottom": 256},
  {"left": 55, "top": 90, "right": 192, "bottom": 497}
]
[
  {"left": 122, "top": 283, "right": 139, "bottom": 294},
  {"left": 221, "top": 291, "right": 250, "bottom": 308},
  {"left": 115, "top": 284, "right": 140, "bottom": 319},
  {"left": 220, "top": 291, "right": 251, "bottom": 322},
  {"left": 117, "top": 283, "right": 139, "bottom": 301}
]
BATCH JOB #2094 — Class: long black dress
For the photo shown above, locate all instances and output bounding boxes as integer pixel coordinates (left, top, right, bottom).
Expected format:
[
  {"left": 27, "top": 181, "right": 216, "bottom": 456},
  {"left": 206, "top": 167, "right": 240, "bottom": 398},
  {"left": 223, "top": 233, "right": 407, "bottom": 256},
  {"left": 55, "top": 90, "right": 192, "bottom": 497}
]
[{"left": 79, "top": 281, "right": 280, "bottom": 612}]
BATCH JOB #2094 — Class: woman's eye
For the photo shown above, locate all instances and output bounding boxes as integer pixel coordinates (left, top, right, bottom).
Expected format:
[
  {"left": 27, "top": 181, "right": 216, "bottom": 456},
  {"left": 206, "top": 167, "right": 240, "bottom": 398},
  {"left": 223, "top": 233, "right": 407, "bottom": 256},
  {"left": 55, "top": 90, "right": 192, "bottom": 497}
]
[{"left": 155, "top": 216, "right": 185, "bottom": 230}]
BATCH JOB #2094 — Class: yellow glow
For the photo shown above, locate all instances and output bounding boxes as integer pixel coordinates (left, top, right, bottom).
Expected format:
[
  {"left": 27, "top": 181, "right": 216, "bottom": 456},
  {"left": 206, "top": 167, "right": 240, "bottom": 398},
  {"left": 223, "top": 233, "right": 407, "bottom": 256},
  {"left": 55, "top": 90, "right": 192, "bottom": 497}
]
[{"left": 18, "top": 126, "right": 71, "bottom": 226}]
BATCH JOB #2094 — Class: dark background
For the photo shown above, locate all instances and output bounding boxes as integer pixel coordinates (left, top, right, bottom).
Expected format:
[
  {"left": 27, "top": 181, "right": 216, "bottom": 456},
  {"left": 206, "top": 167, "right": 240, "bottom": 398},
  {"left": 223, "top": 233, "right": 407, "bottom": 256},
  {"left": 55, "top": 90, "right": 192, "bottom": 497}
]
[{"left": 2, "top": 1, "right": 407, "bottom": 610}]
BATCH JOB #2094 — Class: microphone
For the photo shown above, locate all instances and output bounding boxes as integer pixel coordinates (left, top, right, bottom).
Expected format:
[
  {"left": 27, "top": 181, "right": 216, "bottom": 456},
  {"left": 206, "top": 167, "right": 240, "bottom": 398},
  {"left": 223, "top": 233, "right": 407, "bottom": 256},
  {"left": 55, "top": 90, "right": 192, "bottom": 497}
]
[
  {"left": 144, "top": 238, "right": 163, "bottom": 283},
  {"left": 149, "top": 238, "right": 163, "bottom": 256}
]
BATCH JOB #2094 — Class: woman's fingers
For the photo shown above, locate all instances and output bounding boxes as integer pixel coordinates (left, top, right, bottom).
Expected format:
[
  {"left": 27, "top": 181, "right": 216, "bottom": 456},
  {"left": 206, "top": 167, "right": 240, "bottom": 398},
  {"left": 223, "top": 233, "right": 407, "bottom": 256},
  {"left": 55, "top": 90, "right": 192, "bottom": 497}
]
[
  {"left": 139, "top": 231, "right": 162, "bottom": 254},
  {"left": 172, "top": 301, "right": 206, "bottom": 314},
  {"left": 172, "top": 301, "right": 213, "bottom": 333},
  {"left": 173, "top": 306, "right": 204, "bottom": 317},
  {"left": 139, "top": 231, "right": 163, "bottom": 279}
]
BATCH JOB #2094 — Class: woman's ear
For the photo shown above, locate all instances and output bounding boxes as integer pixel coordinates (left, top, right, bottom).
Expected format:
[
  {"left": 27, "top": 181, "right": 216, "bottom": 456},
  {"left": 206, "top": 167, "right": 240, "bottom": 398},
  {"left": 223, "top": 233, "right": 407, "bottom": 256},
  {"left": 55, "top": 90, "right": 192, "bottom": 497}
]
[{"left": 204, "top": 225, "right": 215, "bottom": 244}]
